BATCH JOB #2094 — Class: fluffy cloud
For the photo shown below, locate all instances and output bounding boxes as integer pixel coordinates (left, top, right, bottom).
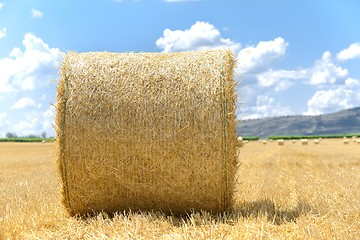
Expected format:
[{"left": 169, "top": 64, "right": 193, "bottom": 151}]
[
  {"left": 237, "top": 37, "right": 288, "bottom": 74},
  {"left": 11, "top": 97, "right": 37, "bottom": 109},
  {"left": 0, "top": 2, "right": 4, "bottom": 10},
  {"left": 31, "top": 8, "right": 43, "bottom": 18},
  {"left": 0, "top": 34, "right": 60, "bottom": 137},
  {"left": 156, "top": 21, "right": 240, "bottom": 52},
  {"left": 309, "top": 51, "right": 348, "bottom": 85},
  {"left": 0, "top": 33, "right": 62, "bottom": 93},
  {"left": 0, "top": 27, "right": 6, "bottom": 39},
  {"left": 243, "top": 94, "right": 293, "bottom": 119},
  {"left": 304, "top": 88, "right": 354, "bottom": 115},
  {"left": 256, "top": 69, "right": 308, "bottom": 91},
  {"left": 337, "top": 43, "right": 360, "bottom": 61}
]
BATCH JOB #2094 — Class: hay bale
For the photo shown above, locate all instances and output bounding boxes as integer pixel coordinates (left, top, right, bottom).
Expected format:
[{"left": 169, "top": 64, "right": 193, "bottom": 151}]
[
  {"left": 56, "top": 50, "right": 237, "bottom": 216},
  {"left": 343, "top": 139, "right": 349, "bottom": 144},
  {"left": 236, "top": 136, "right": 243, "bottom": 147},
  {"left": 277, "top": 139, "right": 284, "bottom": 146},
  {"left": 314, "top": 139, "right": 320, "bottom": 145},
  {"left": 301, "top": 139, "right": 308, "bottom": 145}
]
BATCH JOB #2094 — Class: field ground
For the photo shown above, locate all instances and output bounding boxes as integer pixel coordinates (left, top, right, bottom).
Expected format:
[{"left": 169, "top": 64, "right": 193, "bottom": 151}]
[{"left": 0, "top": 139, "right": 359, "bottom": 239}]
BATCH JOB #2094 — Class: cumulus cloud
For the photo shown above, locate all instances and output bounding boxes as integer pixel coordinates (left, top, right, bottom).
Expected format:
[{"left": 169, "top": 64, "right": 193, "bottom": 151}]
[
  {"left": 31, "top": 8, "right": 43, "bottom": 18},
  {"left": 243, "top": 94, "right": 293, "bottom": 119},
  {"left": 0, "top": 33, "right": 62, "bottom": 93},
  {"left": 337, "top": 43, "right": 360, "bottom": 61},
  {"left": 256, "top": 69, "right": 308, "bottom": 91},
  {"left": 0, "top": 27, "right": 6, "bottom": 39},
  {"left": 11, "top": 97, "right": 37, "bottom": 109},
  {"left": 309, "top": 51, "right": 348, "bottom": 85},
  {"left": 156, "top": 21, "right": 240, "bottom": 52},
  {"left": 0, "top": 2, "right": 4, "bottom": 10},
  {"left": 237, "top": 37, "right": 288, "bottom": 74},
  {"left": 303, "top": 87, "right": 358, "bottom": 116}
]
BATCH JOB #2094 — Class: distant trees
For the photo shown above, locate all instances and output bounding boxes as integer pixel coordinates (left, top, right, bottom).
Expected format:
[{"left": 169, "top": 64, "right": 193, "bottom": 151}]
[
  {"left": 5, "top": 131, "right": 48, "bottom": 138},
  {"left": 41, "top": 131, "right": 47, "bottom": 138},
  {"left": 5, "top": 132, "right": 18, "bottom": 138}
]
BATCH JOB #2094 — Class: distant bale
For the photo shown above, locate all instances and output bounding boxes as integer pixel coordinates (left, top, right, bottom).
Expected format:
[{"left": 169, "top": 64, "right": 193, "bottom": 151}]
[
  {"left": 236, "top": 136, "right": 243, "bottom": 147},
  {"left": 357, "top": 139, "right": 360, "bottom": 144},
  {"left": 343, "top": 139, "right": 350, "bottom": 144},
  {"left": 314, "top": 139, "right": 320, "bottom": 145},
  {"left": 262, "top": 140, "right": 267, "bottom": 145},
  {"left": 301, "top": 139, "right": 308, "bottom": 145},
  {"left": 56, "top": 50, "right": 237, "bottom": 216},
  {"left": 292, "top": 140, "right": 296, "bottom": 144},
  {"left": 277, "top": 139, "right": 284, "bottom": 146}
]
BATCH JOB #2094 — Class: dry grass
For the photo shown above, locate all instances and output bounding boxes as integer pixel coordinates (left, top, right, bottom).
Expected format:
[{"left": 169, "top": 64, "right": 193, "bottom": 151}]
[{"left": 1, "top": 140, "right": 359, "bottom": 239}]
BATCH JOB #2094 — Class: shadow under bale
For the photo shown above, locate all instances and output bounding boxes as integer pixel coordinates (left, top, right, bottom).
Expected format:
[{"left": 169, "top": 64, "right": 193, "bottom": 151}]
[{"left": 235, "top": 199, "right": 314, "bottom": 225}]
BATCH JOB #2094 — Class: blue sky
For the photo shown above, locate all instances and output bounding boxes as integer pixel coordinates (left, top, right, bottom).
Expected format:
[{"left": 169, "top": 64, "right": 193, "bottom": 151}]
[{"left": 1, "top": 0, "right": 360, "bottom": 137}]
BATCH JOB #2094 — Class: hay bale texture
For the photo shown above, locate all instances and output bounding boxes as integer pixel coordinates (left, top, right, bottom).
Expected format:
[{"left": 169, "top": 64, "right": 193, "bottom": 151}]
[{"left": 56, "top": 50, "right": 237, "bottom": 216}]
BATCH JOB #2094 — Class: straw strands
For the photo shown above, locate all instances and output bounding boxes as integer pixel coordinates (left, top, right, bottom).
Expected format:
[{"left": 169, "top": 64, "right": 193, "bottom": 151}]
[{"left": 56, "top": 50, "right": 237, "bottom": 216}]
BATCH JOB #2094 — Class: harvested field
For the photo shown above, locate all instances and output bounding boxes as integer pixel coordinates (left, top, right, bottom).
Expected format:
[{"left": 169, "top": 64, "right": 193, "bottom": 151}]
[{"left": 1, "top": 140, "right": 359, "bottom": 239}]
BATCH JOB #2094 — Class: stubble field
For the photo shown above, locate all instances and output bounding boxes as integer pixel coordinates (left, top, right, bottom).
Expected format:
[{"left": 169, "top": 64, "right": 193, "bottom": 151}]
[{"left": 0, "top": 139, "right": 359, "bottom": 239}]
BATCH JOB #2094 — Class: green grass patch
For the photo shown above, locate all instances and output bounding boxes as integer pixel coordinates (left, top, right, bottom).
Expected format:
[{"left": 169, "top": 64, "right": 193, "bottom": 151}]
[
  {"left": 268, "top": 133, "right": 360, "bottom": 140},
  {"left": 0, "top": 138, "right": 56, "bottom": 143},
  {"left": 242, "top": 136, "right": 260, "bottom": 141}
]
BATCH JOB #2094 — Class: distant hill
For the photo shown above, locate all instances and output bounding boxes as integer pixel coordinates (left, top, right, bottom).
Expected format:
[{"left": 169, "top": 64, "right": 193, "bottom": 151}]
[{"left": 237, "top": 107, "right": 360, "bottom": 138}]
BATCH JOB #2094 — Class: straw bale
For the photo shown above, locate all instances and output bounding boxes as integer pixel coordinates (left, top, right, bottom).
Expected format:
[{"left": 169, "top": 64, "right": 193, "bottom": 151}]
[
  {"left": 236, "top": 136, "right": 243, "bottom": 147},
  {"left": 301, "top": 139, "right": 308, "bottom": 145},
  {"left": 277, "top": 139, "right": 284, "bottom": 146},
  {"left": 56, "top": 50, "right": 237, "bottom": 216}
]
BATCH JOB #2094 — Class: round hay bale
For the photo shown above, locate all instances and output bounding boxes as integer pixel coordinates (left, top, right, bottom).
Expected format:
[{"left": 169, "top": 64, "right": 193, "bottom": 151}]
[
  {"left": 56, "top": 50, "right": 237, "bottom": 216},
  {"left": 277, "top": 139, "right": 284, "bottom": 146},
  {"left": 301, "top": 139, "right": 308, "bottom": 145},
  {"left": 236, "top": 136, "right": 243, "bottom": 147}
]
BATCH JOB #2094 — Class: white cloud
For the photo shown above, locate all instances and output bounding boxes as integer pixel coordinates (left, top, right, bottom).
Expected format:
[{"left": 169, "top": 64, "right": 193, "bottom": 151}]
[
  {"left": 11, "top": 97, "right": 37, "bottom": 109},
  {"left": 0, "top": 27, "right": 6, "bottom": 39},
  {"left": 303, "top": 83, "right": 360, "bottom": 116},
  {"left": 243, "top": 94, "right": 293, "bottom": 119},
  {"left": 0, "top": 2, "right": 4, "bottom": 10},
  {"left": 256, "top": 69, "right": 308, "bottom": 91},
  {"left": 156, "top": 21, "right": 240, "bottom": 52},
  {"left": 256, "top": 51, "right": 348, "bottom": 90},
  {"left": 237, "top": 37, "right": 288, "bottom": 74},
  {"left": 0, "top": 33, "right": 62, "bottom": 93},
  {"left": 337, "top": 43, "right": 360, "bottom": 61},
  {"left": 31, "top": 8, "right": 43, "bottom": 18},
  {"left": 308, "top": 51, "right": 348, "bottom": 85},
  {"left": 12, "top": 113, "right": 40, "bottom": 136}
]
